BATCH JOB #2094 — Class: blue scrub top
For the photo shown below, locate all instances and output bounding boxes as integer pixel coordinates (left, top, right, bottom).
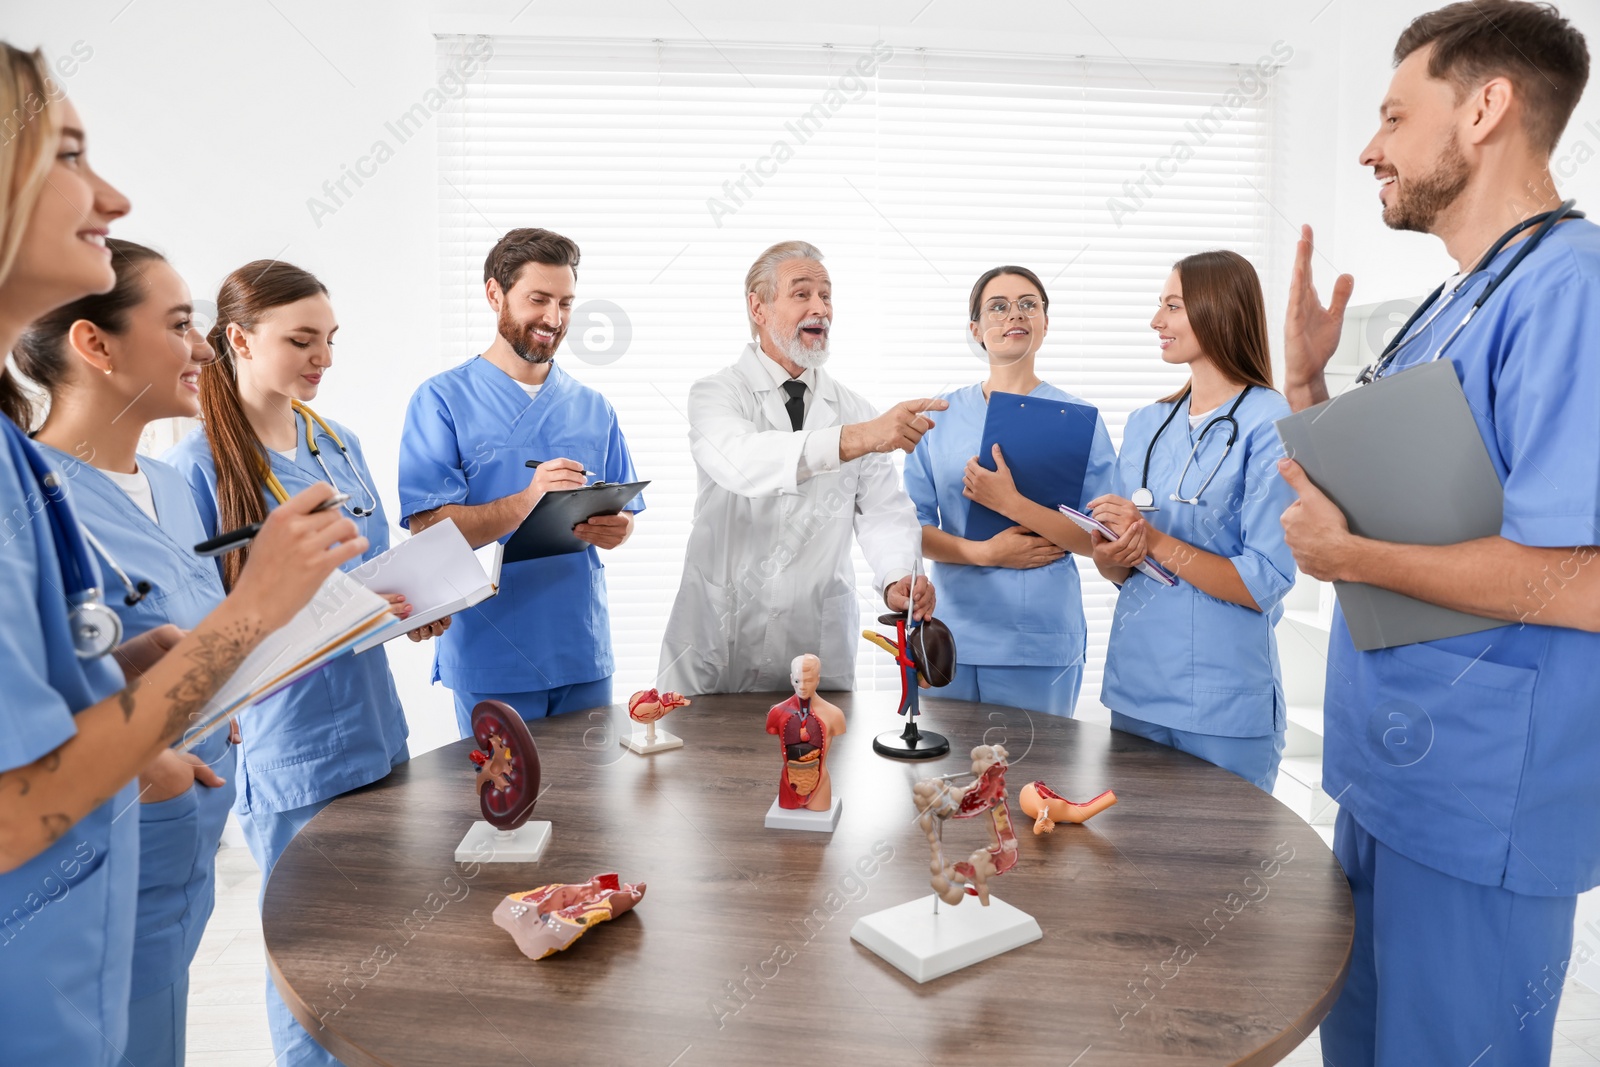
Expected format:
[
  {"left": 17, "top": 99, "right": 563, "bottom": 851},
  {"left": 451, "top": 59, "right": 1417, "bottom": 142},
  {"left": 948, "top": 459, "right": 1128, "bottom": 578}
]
[
  {"left": 0, "top": 424, "right": 139, "bottom": 1066},
  {"left": 902, "top": 381, "right": 1115, "bottom": 666},
  {"left": 163, "top": 412, "right": 408, "bottom": 814},
  {"left": 397, "top": 357, "right": 643, "bottom": 693},
  {"left": 1324, "top": 218, "right": 1600, "bottom": 896},
  {"left": 38, "top": 444, "right": 235, "bottom": 998},
  {"left": 1101, "top": 386, "right": 1297, "bottom": 736}
]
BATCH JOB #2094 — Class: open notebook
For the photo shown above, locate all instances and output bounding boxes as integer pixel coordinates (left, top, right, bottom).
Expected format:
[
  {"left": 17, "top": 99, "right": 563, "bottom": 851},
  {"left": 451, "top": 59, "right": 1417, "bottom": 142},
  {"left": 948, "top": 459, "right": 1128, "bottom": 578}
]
[
  {"left": 177, "top": 570, "right": 393, "bottom": 752},
  {"left": 349, "top": 518, "right": 501, "bottom": 654}
]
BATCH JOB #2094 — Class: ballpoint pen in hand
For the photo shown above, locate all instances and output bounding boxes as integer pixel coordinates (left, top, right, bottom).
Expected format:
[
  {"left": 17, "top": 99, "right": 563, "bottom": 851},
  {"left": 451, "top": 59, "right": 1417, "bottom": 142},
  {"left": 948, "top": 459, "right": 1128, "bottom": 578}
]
[
  {"left": 193, "top": 492, "right": 352, "bottom": 558},
  {"left": 525, "top": 459, "right": 596, "bottom": 477}
]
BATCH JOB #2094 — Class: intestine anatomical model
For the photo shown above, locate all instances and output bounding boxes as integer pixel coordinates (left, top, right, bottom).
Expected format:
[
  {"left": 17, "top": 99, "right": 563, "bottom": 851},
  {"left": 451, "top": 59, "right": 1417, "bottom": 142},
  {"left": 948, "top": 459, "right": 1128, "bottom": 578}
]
[
  {"left": 493, "top": 873, "right": 646, "bottom": 960},
  {"left": 1018, "top": 781, "right": 1117, "bottom": 835},
  {"left": 912, "top": 744, "right": 1019, "bottom": 906}
]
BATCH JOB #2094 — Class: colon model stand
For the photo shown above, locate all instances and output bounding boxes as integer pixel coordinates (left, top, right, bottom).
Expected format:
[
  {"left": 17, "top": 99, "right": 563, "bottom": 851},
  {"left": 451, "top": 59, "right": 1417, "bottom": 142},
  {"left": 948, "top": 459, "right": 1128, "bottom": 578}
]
[{"left": 862, "top": 614, "right": 950, "bottom": 761}]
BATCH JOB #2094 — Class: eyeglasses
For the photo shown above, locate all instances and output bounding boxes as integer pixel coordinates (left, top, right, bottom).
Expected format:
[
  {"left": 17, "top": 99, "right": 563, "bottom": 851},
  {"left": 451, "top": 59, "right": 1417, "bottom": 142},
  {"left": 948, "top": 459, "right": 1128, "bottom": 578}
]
[{"left": 982, "top": 298, "right": 1043, "bottom": 320}]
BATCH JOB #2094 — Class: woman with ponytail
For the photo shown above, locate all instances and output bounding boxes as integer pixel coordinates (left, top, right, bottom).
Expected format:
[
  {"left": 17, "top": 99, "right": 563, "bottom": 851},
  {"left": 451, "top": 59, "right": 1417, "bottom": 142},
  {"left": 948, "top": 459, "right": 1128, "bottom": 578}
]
[
  {"left": 163, "top": 259, "right": 444, "bottom": 1067},
  {"left": 19, "top": 239, "right": 237, "bottom": 1067},
  {"left": 1088, "top": 251, "right": 1297, "bottom": 791},
  {"left": 0, "top": 45, "right": 367, "bottom": 1066}
]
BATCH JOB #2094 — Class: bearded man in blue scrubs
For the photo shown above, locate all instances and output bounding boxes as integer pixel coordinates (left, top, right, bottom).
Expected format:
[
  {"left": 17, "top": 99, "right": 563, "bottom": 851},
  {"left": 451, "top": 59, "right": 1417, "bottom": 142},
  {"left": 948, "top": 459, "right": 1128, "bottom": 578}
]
[
  {"left": 1279, "top": 4, "right": 1598, "bottom": 1063},
  {"left": 400, "top": 229, "right": 642, "bottom": 733}
]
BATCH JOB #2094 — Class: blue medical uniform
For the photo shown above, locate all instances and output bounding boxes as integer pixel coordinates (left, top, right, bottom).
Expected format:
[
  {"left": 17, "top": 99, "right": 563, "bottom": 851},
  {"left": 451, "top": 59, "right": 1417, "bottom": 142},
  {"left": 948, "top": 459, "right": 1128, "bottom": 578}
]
[
  {"left": 36, "top": 445, "right": 235, "bottom": 1067},
  {"left": 1101, "top": 386, "right": 1297, "bottom": 790},
  {"left": 902, "top": 382, "right": 1115, "bottom": 717},
  {"left": 0, "top": 422, "right": 138, "bottom": 1066},
  {"left": 165, "top": 413, "right": 409, "bottom": 1067},
  {"left": 397, "top": 358, "right": 642, "bottom": 735},
  {"left": 1318, "top": 219, "right": 1600, "bottom": 1066}
]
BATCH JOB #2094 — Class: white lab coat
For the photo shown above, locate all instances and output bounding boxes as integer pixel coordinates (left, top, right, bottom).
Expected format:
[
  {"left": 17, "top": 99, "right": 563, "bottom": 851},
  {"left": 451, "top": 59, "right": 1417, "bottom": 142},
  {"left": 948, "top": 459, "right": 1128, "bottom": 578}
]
[{"left": 659, "top": 343, "right": 920, "bottom": 694}]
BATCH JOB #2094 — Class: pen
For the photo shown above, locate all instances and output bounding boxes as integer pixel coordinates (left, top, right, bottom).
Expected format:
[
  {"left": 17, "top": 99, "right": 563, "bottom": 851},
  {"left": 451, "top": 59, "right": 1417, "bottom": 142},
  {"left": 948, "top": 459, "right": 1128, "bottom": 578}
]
[
  {"left": 193, "top": 492, "right": 352, "bottom": 557},
  {"left": 525, "top": 460, "right": 596, "bottom": 477}
]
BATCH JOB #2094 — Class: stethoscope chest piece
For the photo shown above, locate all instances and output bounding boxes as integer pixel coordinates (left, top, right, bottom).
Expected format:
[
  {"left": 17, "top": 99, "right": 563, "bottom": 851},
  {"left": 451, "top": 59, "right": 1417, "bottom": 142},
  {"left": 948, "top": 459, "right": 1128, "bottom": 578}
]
[
  {"left": 70, "top": 594, "right": 122, "bottom": 660},
  {"left": 1130, "top": 487, "right": 1158, "bottom": 512}
]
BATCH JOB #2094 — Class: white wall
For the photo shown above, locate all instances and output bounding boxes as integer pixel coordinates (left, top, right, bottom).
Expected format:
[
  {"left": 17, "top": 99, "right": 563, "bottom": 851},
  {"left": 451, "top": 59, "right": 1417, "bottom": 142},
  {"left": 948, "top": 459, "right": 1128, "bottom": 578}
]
[{"left": 10, "top": 0, "right": 1599, "bottom": 754}]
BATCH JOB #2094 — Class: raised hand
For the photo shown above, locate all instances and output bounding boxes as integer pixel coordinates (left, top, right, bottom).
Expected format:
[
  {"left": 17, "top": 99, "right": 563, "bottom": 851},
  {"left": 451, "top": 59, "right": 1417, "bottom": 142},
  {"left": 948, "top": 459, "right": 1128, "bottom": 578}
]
[{"left": 1284, "top": 224, "right": 1355, "bottom": 411}]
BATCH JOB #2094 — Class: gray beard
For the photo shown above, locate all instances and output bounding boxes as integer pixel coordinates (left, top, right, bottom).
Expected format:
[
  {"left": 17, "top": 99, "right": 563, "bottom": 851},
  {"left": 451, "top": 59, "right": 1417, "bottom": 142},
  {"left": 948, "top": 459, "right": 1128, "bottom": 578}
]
[{"left": 777, "top": 331, "right": 830, "bottom": 369}]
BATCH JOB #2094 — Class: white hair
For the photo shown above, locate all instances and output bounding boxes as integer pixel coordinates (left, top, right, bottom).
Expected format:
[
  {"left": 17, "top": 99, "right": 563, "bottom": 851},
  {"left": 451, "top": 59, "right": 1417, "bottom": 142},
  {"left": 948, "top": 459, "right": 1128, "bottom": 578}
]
[{"left": 745, "top": 240, "right": 824, "bottom": 339}]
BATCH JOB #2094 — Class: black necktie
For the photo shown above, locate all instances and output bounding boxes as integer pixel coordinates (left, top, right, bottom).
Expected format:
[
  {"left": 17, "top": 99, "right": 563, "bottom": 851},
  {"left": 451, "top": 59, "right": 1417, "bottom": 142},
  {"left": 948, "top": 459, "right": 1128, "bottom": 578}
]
[{"left": 782, "top": 380, "right": 807, "bottom": 431}]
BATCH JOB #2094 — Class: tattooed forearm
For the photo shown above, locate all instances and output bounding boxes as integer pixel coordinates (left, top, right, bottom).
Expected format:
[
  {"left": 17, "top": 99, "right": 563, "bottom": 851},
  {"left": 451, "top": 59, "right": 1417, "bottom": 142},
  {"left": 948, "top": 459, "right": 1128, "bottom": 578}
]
[
  {"left": 118, "top": 679, "right": 139, "bottom": 723},
  {"left": 39, "top": 750, "right": 60, "bottom": 772},
  {"left": 40, "top": 813, "right": 69, "bottom": 844},
  {"left": 161, "top": 621, "right": 263, "bottom": 738}
]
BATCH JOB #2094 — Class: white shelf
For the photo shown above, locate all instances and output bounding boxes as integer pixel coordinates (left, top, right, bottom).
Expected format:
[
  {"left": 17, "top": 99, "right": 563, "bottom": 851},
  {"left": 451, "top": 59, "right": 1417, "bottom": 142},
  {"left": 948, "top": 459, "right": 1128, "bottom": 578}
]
[
  {"left": 1273, "top": 756, "right": 1339, "bottom": 827},
  {"left": 1279, "top": 607, "right": 1330, "bottom": 633},
  {"left": 1286, "top": 703, "right": 1323, "bottom": 738}
]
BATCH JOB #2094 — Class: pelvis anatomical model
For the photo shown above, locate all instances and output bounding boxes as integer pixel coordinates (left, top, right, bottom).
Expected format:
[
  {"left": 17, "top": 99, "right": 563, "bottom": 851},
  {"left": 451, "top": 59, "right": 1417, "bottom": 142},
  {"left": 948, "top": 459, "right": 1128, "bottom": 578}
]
[{"left": 912, "top": 744, "right": 1019, "bottom": 906}]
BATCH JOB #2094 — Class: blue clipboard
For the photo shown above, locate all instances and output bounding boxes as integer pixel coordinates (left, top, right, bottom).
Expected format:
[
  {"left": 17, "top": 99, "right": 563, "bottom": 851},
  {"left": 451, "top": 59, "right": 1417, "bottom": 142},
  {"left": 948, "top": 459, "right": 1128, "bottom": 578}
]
[{"left": 965, "top": 391, "right": 1098, "bottom": 542}]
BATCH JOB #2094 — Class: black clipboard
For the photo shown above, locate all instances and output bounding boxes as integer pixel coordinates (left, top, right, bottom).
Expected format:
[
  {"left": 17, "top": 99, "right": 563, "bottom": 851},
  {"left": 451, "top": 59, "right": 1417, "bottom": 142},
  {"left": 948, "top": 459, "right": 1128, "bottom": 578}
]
[{"left": 502, "top": 480, "right": 649, "bottom": 563}]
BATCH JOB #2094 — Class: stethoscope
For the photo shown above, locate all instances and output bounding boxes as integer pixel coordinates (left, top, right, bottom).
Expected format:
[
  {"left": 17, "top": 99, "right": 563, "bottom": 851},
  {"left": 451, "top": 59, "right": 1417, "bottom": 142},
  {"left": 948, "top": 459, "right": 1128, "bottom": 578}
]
[
  {"left": 3, "top": 421, "right": 123, "bottom": 659},
  {"left": 261, "top": 400, "right": 378, "bottom": 517},
  {"left": 1131, "top": 385, "right": 1253, "bottom": 512},
  {"left": 1356, "top": 199, "right": 1582, "bottom": 385}
]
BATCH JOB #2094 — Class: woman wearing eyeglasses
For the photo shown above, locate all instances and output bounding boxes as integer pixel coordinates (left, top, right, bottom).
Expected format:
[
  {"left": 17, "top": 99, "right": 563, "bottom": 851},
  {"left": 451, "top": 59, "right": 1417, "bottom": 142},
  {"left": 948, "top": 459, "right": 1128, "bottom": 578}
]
[
  {"left": 163, "top": 259, "right": 446, "bottom": 1067},
  {"left": 1089, "top": 250, "right": 1297, "bottom": 790},
  {"left": 903, "top": 266, "right": 1116, "bottom": 717}
]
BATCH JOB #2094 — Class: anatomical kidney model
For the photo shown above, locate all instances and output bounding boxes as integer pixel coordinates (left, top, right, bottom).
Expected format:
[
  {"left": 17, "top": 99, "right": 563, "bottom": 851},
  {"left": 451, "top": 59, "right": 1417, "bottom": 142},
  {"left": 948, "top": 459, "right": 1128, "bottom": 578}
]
[
  {"left": 1018, "top": 781, "right": 1117, "bottom": 835},
  {"left": 468, "top": 699, "right": 541, "bottom": 830},
  {"left": 766, "top": 653, "right": 846, "bottom": 811},
  {"left": 493, "top": 873, "right": 646, "bottom": 960},
  {"left": 912, "top": 744, "right": 1018, "bottom": 906}
]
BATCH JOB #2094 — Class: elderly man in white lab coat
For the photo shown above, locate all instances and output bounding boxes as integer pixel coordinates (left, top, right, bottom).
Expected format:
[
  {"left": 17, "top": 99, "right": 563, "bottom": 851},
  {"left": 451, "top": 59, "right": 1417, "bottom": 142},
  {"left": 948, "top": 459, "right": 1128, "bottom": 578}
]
[{"left": 659, "top": 240, "right": 945, "bottom": 694}]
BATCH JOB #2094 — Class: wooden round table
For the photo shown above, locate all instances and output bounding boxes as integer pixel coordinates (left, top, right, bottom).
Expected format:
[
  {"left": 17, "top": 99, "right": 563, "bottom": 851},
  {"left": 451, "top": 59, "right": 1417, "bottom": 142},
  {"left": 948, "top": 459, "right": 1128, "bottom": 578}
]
[{"left": 264, "top": 693, "right": 1352, "bottom": 1066}]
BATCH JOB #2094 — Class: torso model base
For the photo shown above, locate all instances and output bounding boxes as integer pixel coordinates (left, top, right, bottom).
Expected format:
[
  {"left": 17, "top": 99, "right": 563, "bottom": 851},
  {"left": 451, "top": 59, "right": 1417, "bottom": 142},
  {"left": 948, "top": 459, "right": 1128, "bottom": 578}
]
[
  {"left": 455, "top": 819, "right": 552, "bottom": 864},
  {"left": 765, "top": 796, "right": 842, "bottom": 832},
  {"left": 873, "top": 720, "right": 950, "bottom": 761},
  {"left": 850, "top": 893, "right": 1041, "bottom": 983}
]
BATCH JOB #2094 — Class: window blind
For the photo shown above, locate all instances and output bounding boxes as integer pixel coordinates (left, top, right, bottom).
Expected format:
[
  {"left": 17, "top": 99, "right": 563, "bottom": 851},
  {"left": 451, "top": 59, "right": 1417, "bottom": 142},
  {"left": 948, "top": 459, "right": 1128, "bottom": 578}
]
[{"left": 436, "top": 35, "right": 1274, "bottom": 709}]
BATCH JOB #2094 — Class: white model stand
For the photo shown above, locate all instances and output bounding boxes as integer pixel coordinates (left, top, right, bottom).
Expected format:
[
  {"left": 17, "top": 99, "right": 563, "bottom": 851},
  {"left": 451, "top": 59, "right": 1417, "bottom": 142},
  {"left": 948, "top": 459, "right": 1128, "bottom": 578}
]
[
  {"left": 850, "top": 894, "right": 1041, "bottom": 983},
  {"left": 621, "top": 721, "right": 684, "bottom": 755},
  {"left": 454, "top": 820, "right": 552, "bottom": 864},
  {"left": 764, "top": 797, "right": 842, "bottom": 832}
]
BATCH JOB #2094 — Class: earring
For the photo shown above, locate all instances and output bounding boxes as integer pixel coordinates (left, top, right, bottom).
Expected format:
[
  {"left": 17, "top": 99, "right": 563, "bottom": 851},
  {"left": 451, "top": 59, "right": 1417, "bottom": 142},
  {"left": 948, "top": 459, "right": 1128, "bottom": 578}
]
[{"left": 103, "top": 364, "right": 112, "bottom": 375}]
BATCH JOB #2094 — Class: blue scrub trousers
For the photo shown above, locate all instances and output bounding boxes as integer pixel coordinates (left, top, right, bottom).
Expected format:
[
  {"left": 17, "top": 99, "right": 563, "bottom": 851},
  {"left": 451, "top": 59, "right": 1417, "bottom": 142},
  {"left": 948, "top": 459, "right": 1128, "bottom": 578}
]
[
  {"left": 1320, "top": 808, "right": 1576, "bottom": 1067},
  {"left": 931, "top": 663, "right": 1082, "bottom": 718},
  {"left": 451, "top": 675, "right": 613, "bottom": 737},
  {"left": 240, "top": 799, "right": 341, "bottom": 1067},
  {"left": 124, "top": 973, "right": 188, "bottom": 1067},
  {"left": 1109, "top": 710, "right": 1284, "bottom": 791}
]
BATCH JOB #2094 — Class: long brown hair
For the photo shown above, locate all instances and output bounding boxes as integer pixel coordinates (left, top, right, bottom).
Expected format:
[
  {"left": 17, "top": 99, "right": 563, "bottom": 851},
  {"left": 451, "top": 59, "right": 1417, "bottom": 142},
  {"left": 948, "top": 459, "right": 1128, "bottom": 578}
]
[
  {"left": 0, "top": 44, "right": 63, "bottom": 428},
  {"left": 15, "top": 239, "right": 166, "bottom": 404},
  {"left": 200, "top": 259, "right": 328, "bottom": 589},
  {"left": 1160, "top": 250, "right": 1274, "bottom": 404}
]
